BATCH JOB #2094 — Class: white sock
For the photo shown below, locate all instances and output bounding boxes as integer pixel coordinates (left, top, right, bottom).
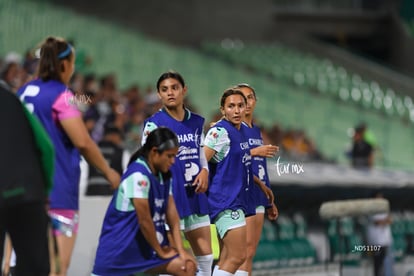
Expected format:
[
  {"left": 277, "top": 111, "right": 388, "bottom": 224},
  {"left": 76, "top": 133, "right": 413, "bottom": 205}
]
[
  {"left": 196, "top": 254, "right": 214, "bottom": 276},
  {"left": 234, "top": 270, "right": 249, "bottom": 276},
  {"left": 213, "top": 265, "right": 220, "bottom": 275},
  {"left": 213, "top": 268, "right": 234, "bottom": 276}
]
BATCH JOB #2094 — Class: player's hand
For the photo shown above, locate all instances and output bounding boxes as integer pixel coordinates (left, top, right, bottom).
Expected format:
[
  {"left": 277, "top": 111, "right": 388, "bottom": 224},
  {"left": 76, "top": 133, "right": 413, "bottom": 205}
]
[
  {"left": 253, "top": 144, "right": 279, "bottom": 158},
  {"left": 267, "top": 202, "right": 279, "bottom": 221},
  {"left": 157, "top": 245, "right": 178, "bottom": 259},
  {"left": 105, "top": 168, "right": 121, "bottom": 189},
  {"left": 193, "top": 168, "right": 208, "bottom": 193}
]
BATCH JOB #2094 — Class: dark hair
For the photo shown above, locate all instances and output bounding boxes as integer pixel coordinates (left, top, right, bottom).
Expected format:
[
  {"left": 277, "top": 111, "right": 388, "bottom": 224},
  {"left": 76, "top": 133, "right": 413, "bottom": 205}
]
[
  {"left": 128, "top": 127, "right": 179, "bottom": 166},
  {"left": 220, "top": 88, "right": 247, "bottom": 108},
  {"left": 156, "top": 71, "right": 185, "bottom": 91},
  {"left": 234, "top": 83, "right": 256, "bottom": 100},
  {"left": 37, "top": 36, "right": 73, "bottom": 82},
  {"left": 355, "top": 122, "right": 367, "bottom": 134}
]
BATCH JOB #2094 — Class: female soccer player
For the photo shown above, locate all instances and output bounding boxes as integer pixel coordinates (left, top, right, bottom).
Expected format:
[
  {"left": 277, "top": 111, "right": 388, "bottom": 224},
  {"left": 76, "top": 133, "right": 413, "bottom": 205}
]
[
  {"left": 17, "top": 36, "right": 120, "bottom": 276},
  {"left": 92, "top": 127, "right": 196, "bottom": 276},
  {"left": 236, "top": 83, "right": 279, "bottom": 276},
  {"left": 141, "top": 71, "right": 213, "bottom": 275},
  {"left": 205, "top": 88, "right": 276, "bottom": 276},
  {"left": 203, "top": 88, "right": 261, "bottom": 276}
]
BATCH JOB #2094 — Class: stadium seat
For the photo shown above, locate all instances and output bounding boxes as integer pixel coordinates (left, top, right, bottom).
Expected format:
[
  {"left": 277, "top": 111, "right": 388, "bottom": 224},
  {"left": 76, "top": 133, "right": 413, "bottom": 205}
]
[
  {"left": 2, "top": 0, "right": 414, "bottom": 170},
  {"left": 327, "top": 217, "right": 363, "bottom": 265}
]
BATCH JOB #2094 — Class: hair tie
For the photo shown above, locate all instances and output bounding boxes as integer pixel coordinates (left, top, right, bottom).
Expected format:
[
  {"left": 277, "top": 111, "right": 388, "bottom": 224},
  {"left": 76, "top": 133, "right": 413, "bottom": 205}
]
[
  {"left": 58, "top": 44, "right": 72, "bottom": 59},
  {"left": 157, "top": 138, "right": 179, "bottom": 152}
]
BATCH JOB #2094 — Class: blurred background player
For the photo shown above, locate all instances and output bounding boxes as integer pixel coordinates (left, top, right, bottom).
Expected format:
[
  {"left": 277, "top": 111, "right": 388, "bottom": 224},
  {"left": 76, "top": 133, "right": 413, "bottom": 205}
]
[{"left": 16, "top": 36, "right": 121, "bottom": 276}]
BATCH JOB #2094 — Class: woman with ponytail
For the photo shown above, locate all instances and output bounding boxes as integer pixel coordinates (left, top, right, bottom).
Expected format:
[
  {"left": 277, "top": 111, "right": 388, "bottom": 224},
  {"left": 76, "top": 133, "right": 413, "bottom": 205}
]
[
  {"left": 17, "top": 36, "right": 121, "bottom": 276},
  {"left": 236, "top": 83, "right": 279, "bottom": 276},
  {"left": 92, "top": 127, "right": 196, "bottom": 276}
]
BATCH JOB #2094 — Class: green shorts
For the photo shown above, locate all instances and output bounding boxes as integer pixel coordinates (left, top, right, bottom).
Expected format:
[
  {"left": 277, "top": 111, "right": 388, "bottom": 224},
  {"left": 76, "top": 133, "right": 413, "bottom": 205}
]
[
  {"left": 256, "top": 205, "right": 265, "bottom": 214},
  {"left": 182, "top": 214, "right": 210, "bottom": 232},
  {"left": 214, "top": 209, "right": 246, "bottom": 239},
  {"left": 165, "top": 214, "right": 210, "bottom": 232}
]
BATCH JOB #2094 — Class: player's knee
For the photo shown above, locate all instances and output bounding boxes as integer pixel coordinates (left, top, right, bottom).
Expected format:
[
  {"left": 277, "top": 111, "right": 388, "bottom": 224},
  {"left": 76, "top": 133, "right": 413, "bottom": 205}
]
[
  {"left": 186, "top": 260, "right": 197, "bottom": 275},
  {"left": 228, "top": 251, "right": 246, "bottom": 268}
]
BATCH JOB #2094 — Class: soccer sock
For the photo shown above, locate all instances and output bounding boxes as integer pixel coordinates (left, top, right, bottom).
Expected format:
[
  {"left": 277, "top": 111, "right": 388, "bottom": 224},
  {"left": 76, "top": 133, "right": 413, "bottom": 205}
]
[
  {"left": 213, "top": 265, "right": 220, "bottom": 275},
  {"left": 196, "top": 254, "right": 214, "bottom": 276},
  {"left": 213, "top": 268, "right": 234, "bottom": 276},
  {"left": 234, "top": 270, "right": 249, "bottom": 276}
]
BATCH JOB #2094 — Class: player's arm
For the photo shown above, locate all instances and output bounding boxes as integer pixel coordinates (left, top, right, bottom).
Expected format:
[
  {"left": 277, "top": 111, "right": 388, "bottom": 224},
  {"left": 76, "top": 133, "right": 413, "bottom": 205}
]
[
  {"left": 253, "top": 175, "right": 274, "bottom": 203},
  {"left": 165, "top": 195, "right": 185, "bottom": 254},
  {"left": 253, "top": 175, "right": 279, "bottom": 220},
  {"left": 204, "top": 146, "right": 216, "bottom": 162},
  {"left": 250, "top": 144, "right": 279, "bottom": 158},
  {"left": 52, "top": 91, "right": 120, "bottom": 189},
  {"left": 60, "top": 116, "right": 120, "bottom": 189},
  {"left": 203, "top": 126, "right": 228, "bottom": 162},
  {"left": 132, "top": 198, "right": 176, "bottom": 259},
  {"left": 2, "top": 234, "right": 13, "bottom": 275},
  {"left": 165, "top": 195, "right": 197, "bottom": 266},
  {"left": 193, "top": 162, "right": 209, "bottom": 193},
  {"left": 194, "top": 132, "right": 209, "bottom": 193}
]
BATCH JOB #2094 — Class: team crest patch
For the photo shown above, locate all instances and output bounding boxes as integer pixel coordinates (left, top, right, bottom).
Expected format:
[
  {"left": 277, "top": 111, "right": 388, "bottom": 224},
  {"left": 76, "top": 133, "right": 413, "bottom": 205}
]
[
  {"left": 138, "top": 180, "right": 148, "bottom": 187},
  {"left": 231, "top": 210, "right": 240, "bottom": 220}
]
